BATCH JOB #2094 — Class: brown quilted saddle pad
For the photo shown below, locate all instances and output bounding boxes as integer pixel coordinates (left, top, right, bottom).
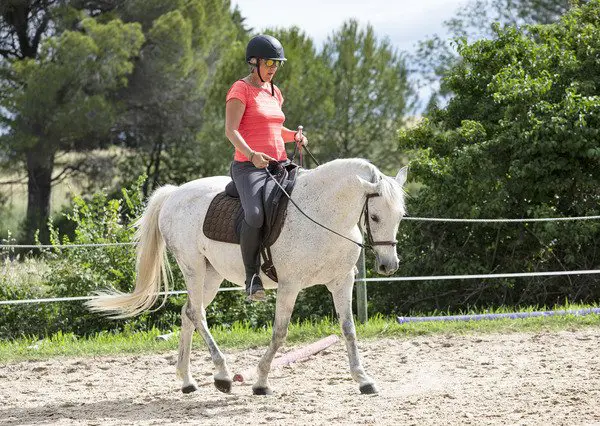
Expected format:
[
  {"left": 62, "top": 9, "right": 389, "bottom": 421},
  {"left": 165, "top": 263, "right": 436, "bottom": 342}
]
[
  {"left": 202, "top": 163, "right": 297, "bottom": 247},
  {"left": 202, "top": 190, "right": 244, "bottom": 244}
]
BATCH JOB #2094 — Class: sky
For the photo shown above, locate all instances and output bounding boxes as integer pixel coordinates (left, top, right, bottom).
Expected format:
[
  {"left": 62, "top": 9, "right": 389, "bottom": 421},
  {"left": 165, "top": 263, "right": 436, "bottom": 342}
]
[
  {"left": 233, "top": 0, "right": 469, "bottom": 108},
  {"left": 233, "top": 0, "right": 467, "bottom": 54}
]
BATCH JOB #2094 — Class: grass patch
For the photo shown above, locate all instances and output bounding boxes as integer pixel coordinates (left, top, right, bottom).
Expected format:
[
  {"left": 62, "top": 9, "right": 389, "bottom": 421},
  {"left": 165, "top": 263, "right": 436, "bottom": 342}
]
[{"left": 1, "top": 304, "right": 600, "bottom": 364}]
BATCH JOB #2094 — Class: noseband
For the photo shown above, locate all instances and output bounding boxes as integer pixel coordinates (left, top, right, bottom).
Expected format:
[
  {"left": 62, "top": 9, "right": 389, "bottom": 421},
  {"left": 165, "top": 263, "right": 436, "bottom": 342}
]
[{"left": 360, "top": 193, "right": 398, "bottom": 248}]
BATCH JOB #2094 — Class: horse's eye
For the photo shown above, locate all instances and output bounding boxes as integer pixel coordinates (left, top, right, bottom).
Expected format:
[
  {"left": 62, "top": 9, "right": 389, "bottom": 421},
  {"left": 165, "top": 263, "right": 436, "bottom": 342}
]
[{"left": 370, "top": 214, "right": 379, "bottom": 223}]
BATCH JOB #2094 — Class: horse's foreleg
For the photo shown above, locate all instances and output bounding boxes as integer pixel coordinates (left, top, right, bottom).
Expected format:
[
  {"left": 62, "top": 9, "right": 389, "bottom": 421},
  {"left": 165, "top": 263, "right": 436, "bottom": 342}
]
[
  {"left": 176, "top": 258, "right": 230, "bottom": 394},
  {"left": 327, "top": 271, "right": 378, "bottom": 394},
  {"left": 253, "top": 284, "right": 299, "bottom": 396}
]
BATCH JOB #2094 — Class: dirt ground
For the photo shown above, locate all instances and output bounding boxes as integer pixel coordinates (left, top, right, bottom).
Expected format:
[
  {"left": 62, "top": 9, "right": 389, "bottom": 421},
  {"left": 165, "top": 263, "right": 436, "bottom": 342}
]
[{"left": 1, "top": 328, "right": 600, "bottom": 425}]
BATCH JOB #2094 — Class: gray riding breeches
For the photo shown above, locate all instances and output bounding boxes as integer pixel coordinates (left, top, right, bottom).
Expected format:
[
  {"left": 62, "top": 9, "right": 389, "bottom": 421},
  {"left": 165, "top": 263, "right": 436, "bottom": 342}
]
[{"left": 230, "top": 160, "right": 268, "bottom": 229}]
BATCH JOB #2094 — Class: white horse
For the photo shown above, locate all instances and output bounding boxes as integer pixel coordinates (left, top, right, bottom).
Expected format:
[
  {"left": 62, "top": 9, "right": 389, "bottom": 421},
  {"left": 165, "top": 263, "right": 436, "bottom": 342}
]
[{"left": 88, "top": 158, "right": 407, "bottom": 395}]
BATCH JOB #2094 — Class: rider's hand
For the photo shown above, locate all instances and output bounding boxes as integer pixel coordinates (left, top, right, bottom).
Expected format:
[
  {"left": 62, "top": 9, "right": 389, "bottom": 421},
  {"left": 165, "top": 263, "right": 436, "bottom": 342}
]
[
  {"left": 294, "top": 131, "right": 308, "bottom": 147},
  {"left": 250, "top": 151, "right": 275, "bottom": 168}
]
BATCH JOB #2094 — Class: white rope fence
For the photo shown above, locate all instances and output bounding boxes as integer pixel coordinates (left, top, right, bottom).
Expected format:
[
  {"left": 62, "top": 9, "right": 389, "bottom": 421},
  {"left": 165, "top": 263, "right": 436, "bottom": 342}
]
[
  {"left": 2, "top": 269, "right": 599, "bottom": 306},
  {"left": 1, "top": 213, "right": 599, "bottom": 250},
  {"left": 402, "top": 215, "right": 600, "bottom": 223},
  {"left": 1, "top": 213, "right": 599, "bottom": 306},
  {"left": 0, "top": 242, "right": 136, "bottom": 249},
  {"left": 359, "top": 269, "right": 600, "bottom": 282},
  {"left": 0, "top": 288, "right": 244, "bottom": 306}
]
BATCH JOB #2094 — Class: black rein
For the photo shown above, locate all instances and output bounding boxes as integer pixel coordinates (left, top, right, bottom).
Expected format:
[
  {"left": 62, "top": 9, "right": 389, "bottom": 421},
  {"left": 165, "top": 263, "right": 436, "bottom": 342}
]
[{"left": 265, "top": 166, "right": 397, "bottom": 252}]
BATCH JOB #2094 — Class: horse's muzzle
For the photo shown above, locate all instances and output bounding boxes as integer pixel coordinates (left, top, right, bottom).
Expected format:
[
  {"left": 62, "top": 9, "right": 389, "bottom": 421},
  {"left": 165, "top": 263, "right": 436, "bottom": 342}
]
[{"left": 377, "top": 260, "right": 399, "bottom": 276}]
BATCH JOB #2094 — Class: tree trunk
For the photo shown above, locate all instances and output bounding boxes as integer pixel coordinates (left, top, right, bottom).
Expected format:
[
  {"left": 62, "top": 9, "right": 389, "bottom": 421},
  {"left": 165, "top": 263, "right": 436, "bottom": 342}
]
[
  {"left": 24, "top": 144, "right": 55, "bottom": 243},
  {"left": 142, "top": 138, "right": 163, "bottom": 198},
  {"left": 151, "top": 139, "right": 163, "bottom": 191}
]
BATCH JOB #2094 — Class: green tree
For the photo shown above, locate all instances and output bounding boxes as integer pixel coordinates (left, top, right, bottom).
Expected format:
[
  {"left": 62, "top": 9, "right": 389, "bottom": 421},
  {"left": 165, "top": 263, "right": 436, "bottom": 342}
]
[
  {"left": 266, "top": 27, "right": 335, "bottom": 167},
  {"left": 113, "top": 0, "right": 243, "bottom": 195},
  {"left": 320, "top": 20, "right": 414, "bottom": 172},
  {"left": 192, "top": 38, "right": 248, "bottom": 178},
  {"left": 0, "top": 1, "right": 243, "bottom": 240},
  {"left": 414, "top": 0, "right": 589, "bottom": 109},
  {"left": 192, "top": 21, "right": 414, "bottom": 176},
  {"left": 382, "top": 0, "right": 600, "bottom": 314},
  {"left": 0, "top": 5, "right": 144, "bottom": 242}
]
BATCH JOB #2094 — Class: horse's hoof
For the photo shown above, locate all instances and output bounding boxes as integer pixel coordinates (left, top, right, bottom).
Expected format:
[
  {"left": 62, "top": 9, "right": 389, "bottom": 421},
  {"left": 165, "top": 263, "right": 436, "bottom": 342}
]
[
  {"left": 252, "top": 387, "right": 273, "bottom": 396},
  {"left": 182, "top": 384, "right": 198, "bottom": 394},
  {"left": 214, "top": 379, "right": 232, "bottom": 394},
  {"left": 359, "top": 383, "right": 378, "bottom": 395}
]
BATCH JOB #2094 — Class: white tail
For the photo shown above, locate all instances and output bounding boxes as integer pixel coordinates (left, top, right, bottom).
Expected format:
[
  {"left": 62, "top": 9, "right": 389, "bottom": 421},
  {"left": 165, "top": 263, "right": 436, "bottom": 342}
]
[{"left": 86, "top": 185, "right": 178, "bottom": 318}]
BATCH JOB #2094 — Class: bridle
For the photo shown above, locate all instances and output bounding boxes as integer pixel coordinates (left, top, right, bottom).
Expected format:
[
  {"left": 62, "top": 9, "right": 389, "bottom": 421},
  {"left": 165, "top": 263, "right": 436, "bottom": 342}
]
[
  {"left": 290, "top": 141, "right": 398, "bottom": 249},
  {"left": 265, "top": 165, "right": 397, "bottom": 252},
  {"left": 359, "top": 193, "right": 398, "bottom": 249}
]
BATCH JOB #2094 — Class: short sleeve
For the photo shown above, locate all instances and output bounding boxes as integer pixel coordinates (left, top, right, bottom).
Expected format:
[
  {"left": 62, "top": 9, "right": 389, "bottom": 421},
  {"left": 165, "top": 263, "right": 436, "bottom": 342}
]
[
  {"left": 274, "top": 85, "right": 284, "bottom": 107},
  {"left": 226, "top": 81, "right": 247, "bottom": 105}
]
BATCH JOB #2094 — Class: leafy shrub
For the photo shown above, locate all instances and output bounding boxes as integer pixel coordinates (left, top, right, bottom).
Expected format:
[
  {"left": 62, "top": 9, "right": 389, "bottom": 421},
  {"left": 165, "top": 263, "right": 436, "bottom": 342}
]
[
  {"left": 379, "top": 1, "right": 600, "bottom": 315},
  {"left": 1, "top": 177, "right": 274, "bottom": 338},
  {"left": 0, "top": 256, "right": 59, "bottom": 338}
]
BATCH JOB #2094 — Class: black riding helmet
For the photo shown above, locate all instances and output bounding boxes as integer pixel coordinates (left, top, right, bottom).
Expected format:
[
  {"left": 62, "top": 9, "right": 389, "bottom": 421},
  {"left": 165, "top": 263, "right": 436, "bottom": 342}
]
[{"left": 246, "top": 34, "right": 286, "bottom": 96}]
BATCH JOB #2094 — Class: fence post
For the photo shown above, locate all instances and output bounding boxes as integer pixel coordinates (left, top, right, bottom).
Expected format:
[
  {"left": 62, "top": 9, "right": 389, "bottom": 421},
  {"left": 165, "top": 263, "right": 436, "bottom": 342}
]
[{"left": 356, "top": 247, "right": 368, "bottom": 323}]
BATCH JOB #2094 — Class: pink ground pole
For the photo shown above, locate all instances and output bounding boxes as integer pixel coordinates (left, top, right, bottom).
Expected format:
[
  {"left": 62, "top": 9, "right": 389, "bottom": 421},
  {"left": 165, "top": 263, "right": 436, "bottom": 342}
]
[{"left": 233, "top": 334, "right": 340, "bottom": 383}]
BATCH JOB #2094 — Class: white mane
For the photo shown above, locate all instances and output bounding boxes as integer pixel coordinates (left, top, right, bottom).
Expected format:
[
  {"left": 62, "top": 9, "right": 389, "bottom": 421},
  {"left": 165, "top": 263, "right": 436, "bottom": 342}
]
[{"left": 313, "top": 158, "right": 406, "bottom": 214}]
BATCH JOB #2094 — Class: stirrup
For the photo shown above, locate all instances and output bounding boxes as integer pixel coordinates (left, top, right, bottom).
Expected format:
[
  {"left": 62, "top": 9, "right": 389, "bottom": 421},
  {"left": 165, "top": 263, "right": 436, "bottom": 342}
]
[{"left": 246, "top": 273, "right": 266, "bottom": 302}]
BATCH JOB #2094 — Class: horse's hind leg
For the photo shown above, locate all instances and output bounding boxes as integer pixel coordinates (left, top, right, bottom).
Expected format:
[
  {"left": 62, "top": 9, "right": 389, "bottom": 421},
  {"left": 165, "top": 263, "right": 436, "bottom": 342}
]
[
  {"left": 175, "top": 257, "right": 230, "bottom": 394},
  {"left": 177, "top": 300, "right": 200, "bottom": 393},
  {"left": 326, "top": 270, "right": 377, "bottom": 394}
]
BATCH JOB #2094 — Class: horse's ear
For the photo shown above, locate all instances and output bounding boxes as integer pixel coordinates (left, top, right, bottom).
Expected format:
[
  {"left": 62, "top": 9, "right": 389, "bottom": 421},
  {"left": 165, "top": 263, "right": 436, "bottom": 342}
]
[
  {"left": 395, "top": 166, "right": 408, "bottom": 187},
  {"left": 357, "top": 175, "right": 380, "bottom": 194}
]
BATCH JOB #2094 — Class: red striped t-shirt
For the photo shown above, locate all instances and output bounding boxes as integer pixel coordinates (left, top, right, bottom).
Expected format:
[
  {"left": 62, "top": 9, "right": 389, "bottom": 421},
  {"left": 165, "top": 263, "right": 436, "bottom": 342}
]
[{"left": 226, "top": 80, "right": 287, "bottom": 162}]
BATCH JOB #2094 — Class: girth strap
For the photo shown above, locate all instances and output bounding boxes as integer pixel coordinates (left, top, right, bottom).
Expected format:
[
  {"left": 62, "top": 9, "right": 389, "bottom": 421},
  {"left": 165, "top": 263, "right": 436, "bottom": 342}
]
[{"left": 260, "top": 246, "right": 278, "bottom": 282}]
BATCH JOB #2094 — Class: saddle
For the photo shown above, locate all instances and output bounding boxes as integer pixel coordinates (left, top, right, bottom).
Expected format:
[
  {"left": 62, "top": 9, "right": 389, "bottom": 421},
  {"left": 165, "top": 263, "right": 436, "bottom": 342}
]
[{"left": 202, "top": 161, "right": 299, "bottom": 282}]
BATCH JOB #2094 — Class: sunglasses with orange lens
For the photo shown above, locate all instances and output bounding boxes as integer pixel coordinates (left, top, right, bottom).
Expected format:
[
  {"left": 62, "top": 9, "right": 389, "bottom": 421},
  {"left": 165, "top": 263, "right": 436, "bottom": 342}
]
[{"left": 263, "top": 59, "right": 284, "bottom": 68}]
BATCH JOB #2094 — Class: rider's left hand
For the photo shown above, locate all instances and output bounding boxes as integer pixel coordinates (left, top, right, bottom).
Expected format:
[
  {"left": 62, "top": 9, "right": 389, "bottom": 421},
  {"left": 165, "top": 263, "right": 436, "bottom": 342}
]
[{"left": 294, "top": 132, "right": 308, "bottom": 147}]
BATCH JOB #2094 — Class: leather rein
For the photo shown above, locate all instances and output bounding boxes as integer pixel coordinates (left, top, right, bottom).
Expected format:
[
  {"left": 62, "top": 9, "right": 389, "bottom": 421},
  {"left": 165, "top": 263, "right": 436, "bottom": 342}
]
[{"left": 265, "top": 152, "right": 397, "bottom": 252}]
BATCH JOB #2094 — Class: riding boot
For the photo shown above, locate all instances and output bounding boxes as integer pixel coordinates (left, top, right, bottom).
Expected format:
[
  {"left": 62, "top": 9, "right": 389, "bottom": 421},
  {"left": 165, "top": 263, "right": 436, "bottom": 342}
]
[{"left": 240, "top": 219, "right": 266, "bottom": 301}]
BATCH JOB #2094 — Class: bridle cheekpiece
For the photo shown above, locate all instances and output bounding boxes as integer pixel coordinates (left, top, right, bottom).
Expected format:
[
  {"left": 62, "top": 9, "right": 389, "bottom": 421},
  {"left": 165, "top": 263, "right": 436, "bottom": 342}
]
[{"left": 360, "top": 193, "right": 398, "bottom": 249}]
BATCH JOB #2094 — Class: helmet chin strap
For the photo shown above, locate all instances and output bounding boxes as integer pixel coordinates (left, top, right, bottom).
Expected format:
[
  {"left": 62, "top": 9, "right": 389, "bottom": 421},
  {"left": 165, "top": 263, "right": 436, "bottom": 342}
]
[
  {"left": 257, "top": 64, "right": 265, "bottom": 82},
  {"left": 255, "top": 61, "right": 275, "bottom": 96}
]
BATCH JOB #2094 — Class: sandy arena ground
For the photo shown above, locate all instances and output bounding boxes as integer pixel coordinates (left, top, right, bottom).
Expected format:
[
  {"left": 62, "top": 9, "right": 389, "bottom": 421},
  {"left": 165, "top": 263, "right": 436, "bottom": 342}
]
[{"left": 1, "top": 329, "right": 600, "bottom": 425}]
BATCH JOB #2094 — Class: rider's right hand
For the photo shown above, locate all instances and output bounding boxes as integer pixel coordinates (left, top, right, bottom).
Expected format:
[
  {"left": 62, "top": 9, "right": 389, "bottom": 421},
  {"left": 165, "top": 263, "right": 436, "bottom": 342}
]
[{"left": 251, "top": 151, "right": 275, "bottom": 169}]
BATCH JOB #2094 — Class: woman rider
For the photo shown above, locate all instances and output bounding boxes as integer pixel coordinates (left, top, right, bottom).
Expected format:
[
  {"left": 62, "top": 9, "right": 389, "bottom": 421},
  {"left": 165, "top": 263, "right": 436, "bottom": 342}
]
[{"left": 225, "top": 34, "right": 308, "bottom": 302}]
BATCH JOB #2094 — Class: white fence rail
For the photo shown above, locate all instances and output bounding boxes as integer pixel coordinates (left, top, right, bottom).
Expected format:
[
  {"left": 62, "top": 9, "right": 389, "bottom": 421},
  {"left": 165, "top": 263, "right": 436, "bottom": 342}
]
[
  {"left": 360, "top": 269, "right": 600, "bottom": 282},
  {"left": 2, "top": 269, "right": 599, "bottom": 306},
  {"left": 1, "top": 213, "right": 600, "bottom": 250},
  {"left": 402, "top": 215, "right": 600, "bottom": 223},
  {"left": 0, "top": 288, "right": 243, "bottom": 306},
  {"left": 1, "top": 213, "right": 599, "bottom": 311}
]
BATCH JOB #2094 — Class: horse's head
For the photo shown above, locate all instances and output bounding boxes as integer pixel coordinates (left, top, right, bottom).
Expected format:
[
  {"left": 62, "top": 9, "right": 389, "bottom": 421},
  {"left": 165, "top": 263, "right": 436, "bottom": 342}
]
[{"left": 357, "top": 166, "right": 408, "bottom": 276}]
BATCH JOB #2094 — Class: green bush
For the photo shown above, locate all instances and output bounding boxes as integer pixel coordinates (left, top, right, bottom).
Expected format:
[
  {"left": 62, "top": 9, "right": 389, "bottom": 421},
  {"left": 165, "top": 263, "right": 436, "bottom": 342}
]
[
  {"left": 0, "top": 256, "right": 59, "bottom": 337},
  {"left": 0, "top": 177, "right": 277, "bottom": 338},
  {"left": 380, "top": 1, "right": 600, "bottom": 316}
]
